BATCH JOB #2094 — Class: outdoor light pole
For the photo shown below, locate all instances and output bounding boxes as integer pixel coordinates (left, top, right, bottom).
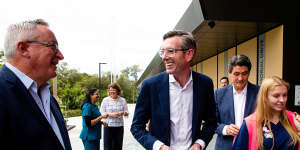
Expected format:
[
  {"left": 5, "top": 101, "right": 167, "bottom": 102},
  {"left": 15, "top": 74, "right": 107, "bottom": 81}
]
[{"left": 99, "top": 62, "right": 107, "bottom": 99}]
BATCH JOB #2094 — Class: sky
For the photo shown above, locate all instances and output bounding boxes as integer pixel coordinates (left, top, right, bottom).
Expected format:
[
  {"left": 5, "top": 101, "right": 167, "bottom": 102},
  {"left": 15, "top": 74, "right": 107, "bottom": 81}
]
[{"left": 0, "top": 0, "right": 192, "bottom": 76}]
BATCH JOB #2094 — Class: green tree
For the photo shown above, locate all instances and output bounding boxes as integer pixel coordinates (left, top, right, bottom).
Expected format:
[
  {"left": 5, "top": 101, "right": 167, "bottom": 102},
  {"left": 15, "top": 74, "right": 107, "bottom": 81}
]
[
  {"left": 59, "top": 83, "right": 84, "bottom": 109},
  {"left": 117, "top": 73, "right": 132, "bottom": 102},
  {"left": 0, "top": 50, "right": 4, "bottom": 68},
  {"left": 118, "top": 65, "right": 141, "bottom": 103},
  {"left": 55, "top": 62, "right": 98, "bottom": 109},
  {"left": 121, "top": 65, "right": 141, "bottom": 81},
  {"left": 50, "top": 62, "right": 142, "bottom": 111},
  {"left": 99, "top": 71, "right": 112, "bottom": 100},
  {"left": 130, "top": 65, "right": 141, "bottom": 81}
]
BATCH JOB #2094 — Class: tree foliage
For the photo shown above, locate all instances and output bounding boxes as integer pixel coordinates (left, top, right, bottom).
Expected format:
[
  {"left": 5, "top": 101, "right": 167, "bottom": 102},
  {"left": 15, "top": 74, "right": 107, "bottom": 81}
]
[
  {"left": 121, "top": 65, "right": 141, "bottom": 81},
  {"left": 117, "top": 73, "right": 132, "bottom": 101},
  {"left": 118, "top": 65, "right": 141, "bottom": 103},
  {"left": 0, "top": 50, "right": 4, "bottom": 68},
  {"left": 51, "top": 63, "right": 141, "bottom": 110}
]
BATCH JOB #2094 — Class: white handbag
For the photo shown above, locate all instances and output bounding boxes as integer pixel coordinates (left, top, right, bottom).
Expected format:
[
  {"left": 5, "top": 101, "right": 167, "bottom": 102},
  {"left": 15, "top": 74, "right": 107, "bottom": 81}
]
[{"left": 293, "top": 112, "right": 300, "bottom": 136}]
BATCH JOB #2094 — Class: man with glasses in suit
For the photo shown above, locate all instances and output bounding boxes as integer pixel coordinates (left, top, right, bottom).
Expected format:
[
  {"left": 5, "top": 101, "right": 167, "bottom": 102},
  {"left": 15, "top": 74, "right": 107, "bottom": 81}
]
[
  {"left": 131, "top": 30, "right": 217, "bottom": 150},
  {"left": 0, "top": 19, "right": 72, "bottom": 150}
]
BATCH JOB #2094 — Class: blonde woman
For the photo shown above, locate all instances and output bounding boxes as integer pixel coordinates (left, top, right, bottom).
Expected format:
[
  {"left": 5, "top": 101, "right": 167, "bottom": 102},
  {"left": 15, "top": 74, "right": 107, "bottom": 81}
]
[{"left": 233, "top": 76, "right": 300, "bottom": 150}]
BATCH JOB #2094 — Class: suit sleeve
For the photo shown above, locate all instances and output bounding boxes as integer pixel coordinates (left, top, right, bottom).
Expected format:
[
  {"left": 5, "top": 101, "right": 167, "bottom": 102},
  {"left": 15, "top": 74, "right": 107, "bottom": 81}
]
[
  {"left": 199, "top": 78, "right": 218, "bottom": 145},
  {"left": 215, "top": 90, "right": 227, "bottom": 135},
  {"left": 130, "top": 81, "right": 157, "bottom": 150},
  {"left": 0, "top": 92, "right": 8, "bottom": 145},
  {"left": 232, "top": 122, "right": 249, "bottom": 150}
]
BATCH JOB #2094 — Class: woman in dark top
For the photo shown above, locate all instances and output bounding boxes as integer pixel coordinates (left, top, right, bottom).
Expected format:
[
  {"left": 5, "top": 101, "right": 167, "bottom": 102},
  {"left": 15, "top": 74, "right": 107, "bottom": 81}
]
[
  {"left": 232, "top": 76, "right": 300, "bottom": 150},
  {"left": 80, "top": 89, "right": 108, "bottom": 150}
]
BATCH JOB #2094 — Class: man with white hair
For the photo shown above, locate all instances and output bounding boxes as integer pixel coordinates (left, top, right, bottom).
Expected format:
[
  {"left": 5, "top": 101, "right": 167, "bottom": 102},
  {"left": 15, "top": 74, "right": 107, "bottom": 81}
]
[{"left": 0, "top": 19, "right": 72, "bottom": 150}]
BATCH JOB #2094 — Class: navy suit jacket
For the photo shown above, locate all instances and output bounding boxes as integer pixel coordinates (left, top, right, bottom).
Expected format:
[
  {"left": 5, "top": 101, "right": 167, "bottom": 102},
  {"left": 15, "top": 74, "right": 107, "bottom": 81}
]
[
  {"left": 214, "top": 82, "right": 259, "bottom": 150},
  {"left": 0, "top": 65, "right": 72, "bottom": 150},
  {"left": 131, "top": 71, "right": 217, "bottom": 150}
]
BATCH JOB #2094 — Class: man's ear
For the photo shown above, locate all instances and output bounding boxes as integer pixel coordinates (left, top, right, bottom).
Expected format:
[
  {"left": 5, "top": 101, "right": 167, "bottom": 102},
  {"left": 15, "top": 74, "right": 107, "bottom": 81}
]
[
  {"left": 227, "top": 70, "right": 231, "bottom": 76},
  {"left": 185, "top": 49, "right": 195, "bottom": 62},
  {"left": 16, "top": 41, "right": 30, "bottom": 58}
]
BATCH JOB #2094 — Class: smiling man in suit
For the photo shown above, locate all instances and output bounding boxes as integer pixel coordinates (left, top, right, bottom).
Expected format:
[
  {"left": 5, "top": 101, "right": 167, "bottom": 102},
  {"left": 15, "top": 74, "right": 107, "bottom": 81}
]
[
  {"left": 131, "top": 30, "right": 217, "bottom": 150},
  {"left": 0, "top": 19, "right": 72, "bottom": 150},
  {"left": 214, "top": 54, "right": 259, "bottom": 150}
]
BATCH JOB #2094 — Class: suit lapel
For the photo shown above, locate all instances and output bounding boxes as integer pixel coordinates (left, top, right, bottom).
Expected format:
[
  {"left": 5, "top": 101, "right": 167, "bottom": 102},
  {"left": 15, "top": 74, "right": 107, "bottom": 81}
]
[
  {"left": 50, "top": 97, "right": 64, "bottom": 126},
  {"left": 244, "top": 83, "right": 255, "bottom": 117},
  {"left": 158, "top": 72, "right": 170, "bottom": 120},
  {"left": 157, "top": 72, "right": 170, "bottom": 141},
  {"left": 50, "top": 97, "right": 71, "bottom": 150},
  {"left": 191, "top": 71, "right": 199, "bottom": 139},
  {"left": 2, "top": 66, "right": 51, "bottom": 128}
]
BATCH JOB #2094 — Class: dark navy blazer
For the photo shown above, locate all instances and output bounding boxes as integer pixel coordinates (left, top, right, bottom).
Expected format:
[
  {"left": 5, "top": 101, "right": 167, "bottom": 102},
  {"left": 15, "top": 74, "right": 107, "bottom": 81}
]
[
  {"left": 0, "top": 65, "right": 72, "bottom": 150},
  {"left": 131, "top": 71, "right": 217, "bottom": 150},
  {"left": 214, "top": 82, "right": 259, "bottom": 150}
]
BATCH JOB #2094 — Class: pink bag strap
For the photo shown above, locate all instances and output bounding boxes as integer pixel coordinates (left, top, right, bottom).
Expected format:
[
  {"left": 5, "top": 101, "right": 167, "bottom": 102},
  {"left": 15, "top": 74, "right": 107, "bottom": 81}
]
[
  {"left": 286, "top": 110, "right": 296, "bottom": 129},
  {"left": 285, "top": 110, "right": 300, "bottom": 150},
  {"left": 245, "top": 113, "right": 257, "bottom": 150}
]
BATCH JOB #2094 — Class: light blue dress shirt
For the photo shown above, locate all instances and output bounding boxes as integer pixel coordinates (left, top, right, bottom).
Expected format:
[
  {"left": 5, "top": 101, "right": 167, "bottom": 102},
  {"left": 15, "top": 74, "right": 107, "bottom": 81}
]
[{"left": 5, "top": 63, "right": 65, "bottom": 149}]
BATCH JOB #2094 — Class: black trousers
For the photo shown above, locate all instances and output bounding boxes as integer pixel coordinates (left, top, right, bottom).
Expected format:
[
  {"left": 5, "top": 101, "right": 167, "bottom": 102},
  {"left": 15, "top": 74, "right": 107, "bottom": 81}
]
[{"left": 103, "top": 126, "right": 124, "bottom": 150}]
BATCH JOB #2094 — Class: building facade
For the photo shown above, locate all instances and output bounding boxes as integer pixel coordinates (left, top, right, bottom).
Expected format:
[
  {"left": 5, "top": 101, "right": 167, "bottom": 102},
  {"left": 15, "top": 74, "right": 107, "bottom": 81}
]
[{"left": 138, "top": 0, "right": 299, "bottom": 111}]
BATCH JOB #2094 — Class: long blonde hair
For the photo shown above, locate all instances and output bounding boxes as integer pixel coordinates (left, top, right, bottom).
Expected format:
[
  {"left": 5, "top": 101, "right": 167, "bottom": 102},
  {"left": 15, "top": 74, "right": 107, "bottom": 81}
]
[{"left": 255, "top": 76, "right": 300, "bottom": 149}]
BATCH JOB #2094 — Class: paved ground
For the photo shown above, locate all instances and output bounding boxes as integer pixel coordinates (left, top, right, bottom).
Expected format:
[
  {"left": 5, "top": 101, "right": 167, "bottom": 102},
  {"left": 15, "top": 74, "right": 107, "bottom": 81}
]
[{"left": 67, "top": 104, "right": 216, "bottom": 150}]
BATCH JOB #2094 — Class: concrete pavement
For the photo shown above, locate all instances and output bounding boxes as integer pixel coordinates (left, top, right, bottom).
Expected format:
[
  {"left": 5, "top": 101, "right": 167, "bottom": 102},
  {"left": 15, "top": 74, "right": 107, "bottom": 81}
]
[
  {"left": 67, "top": 104, "right": 216, "bottom": 150},
  {"left": 67, "top": 104, "right": 145, "bottom": 150}
]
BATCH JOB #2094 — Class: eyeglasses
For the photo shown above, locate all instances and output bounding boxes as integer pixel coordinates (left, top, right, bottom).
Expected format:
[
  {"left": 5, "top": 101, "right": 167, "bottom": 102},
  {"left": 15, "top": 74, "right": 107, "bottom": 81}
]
[
  {"left": 158, "top": 48, "right": 188, "bottom": 58},
  {"left": 26, "top": 41, "right": 59, "bottom": 52}
]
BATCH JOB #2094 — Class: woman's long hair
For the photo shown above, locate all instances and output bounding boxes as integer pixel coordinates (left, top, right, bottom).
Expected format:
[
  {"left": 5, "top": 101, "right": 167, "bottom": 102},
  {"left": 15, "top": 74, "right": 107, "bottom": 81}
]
[
  {"left": 255, "top": 76, "right": 300, "bottom": 149},
  {"left": 80, "top": 89, "right": 98, "bottom": 110}
]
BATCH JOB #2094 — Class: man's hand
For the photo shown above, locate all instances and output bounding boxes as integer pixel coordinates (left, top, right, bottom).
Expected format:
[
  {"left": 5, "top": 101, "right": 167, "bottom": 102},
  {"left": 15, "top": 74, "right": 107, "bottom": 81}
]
[
  {"left": 189, "top": 143, "right": 202, "bottom": 150},
  {"left": 159, "top": 144, "right": 173, "bottom": 150},
  {"left": 226, "top": 124, "right": 240, "bottom": 136}
]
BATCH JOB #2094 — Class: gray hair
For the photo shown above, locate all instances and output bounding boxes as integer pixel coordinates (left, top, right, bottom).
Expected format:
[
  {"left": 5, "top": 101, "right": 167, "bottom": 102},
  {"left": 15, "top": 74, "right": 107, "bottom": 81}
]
[
  {"left": 163, "top": 30, "right": 197, "bottom": 56},
  {"left": 4, "top": 19, "right": 49, "bottom": 59}
]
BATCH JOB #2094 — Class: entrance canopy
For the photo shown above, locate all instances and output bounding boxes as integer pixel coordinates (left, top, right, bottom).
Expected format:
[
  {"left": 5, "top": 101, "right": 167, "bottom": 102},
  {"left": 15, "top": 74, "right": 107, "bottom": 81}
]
[{"left": 138, "top": 0, "right": 296, "bottom": 85}]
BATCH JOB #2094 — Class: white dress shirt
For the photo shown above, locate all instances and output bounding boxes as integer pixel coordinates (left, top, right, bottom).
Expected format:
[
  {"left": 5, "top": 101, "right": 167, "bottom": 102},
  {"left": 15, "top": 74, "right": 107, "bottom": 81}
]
[
  {"left": 6, "top": 63, "right": 65, "bottom": 149},
  {"left": 222, "top": 84, "right": 248, "bottom": 136},
  {"left": 153, "top": 72, "right": 205, "bottom": 150},
  {"left": 233, "top": 85, "right": 247, "bottom": 128}
]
